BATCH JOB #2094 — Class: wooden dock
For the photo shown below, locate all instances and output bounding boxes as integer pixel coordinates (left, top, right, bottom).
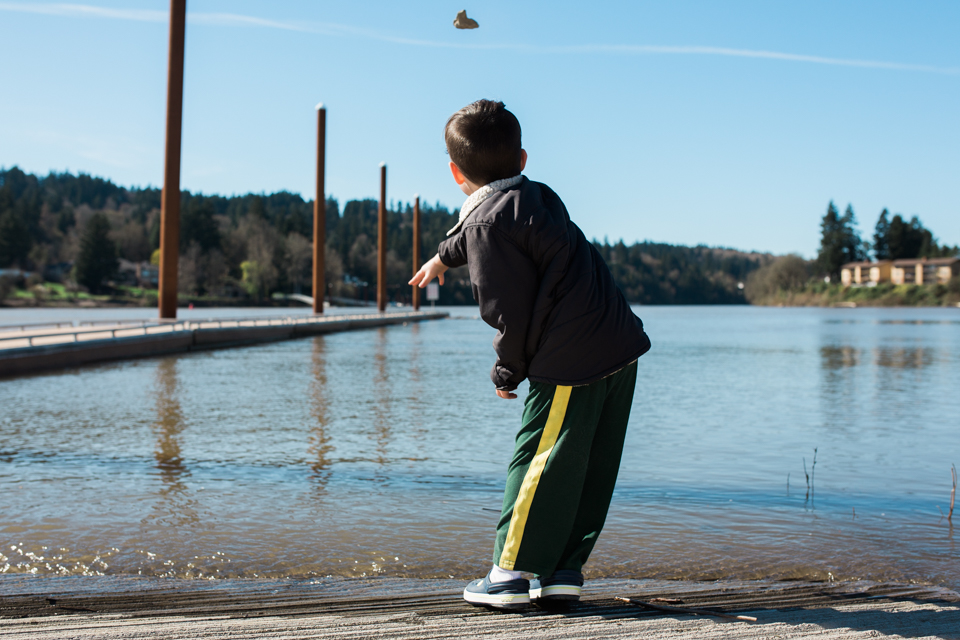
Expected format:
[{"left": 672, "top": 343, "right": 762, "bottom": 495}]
[
  {"left": 0, "top": 311, "right": 448, "bottom": 378},
  {"left": 1, "top": 576, "right": 957, "bottom": 639}
]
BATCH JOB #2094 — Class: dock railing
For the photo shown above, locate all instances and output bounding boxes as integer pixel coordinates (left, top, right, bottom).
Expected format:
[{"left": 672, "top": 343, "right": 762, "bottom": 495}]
[{"left": 0, "top": 311, "right": 430, "bottom": 351}]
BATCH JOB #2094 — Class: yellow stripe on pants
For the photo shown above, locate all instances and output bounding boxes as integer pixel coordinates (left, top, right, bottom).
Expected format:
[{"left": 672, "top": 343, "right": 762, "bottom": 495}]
[{"left": 498, "top": 385, "right": 572, "bottom": 570}]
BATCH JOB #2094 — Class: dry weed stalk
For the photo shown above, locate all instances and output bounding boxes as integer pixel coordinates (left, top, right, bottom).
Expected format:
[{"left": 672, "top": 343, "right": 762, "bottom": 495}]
[
  {"left": 950, "top": 464, "right": 957, "bottom": 522},
  {"left": 811, "top": 447, "right": 818, "bottom": 501},
  {"left": 803, "top": 447, "right": 818, "bottom": 503}
]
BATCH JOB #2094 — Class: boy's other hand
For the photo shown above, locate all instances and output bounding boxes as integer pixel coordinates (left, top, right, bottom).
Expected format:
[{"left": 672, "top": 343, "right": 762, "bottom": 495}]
[
  {"left": 409, "top": 254, "right": 449, "bottom": 287},
  {"left": 496, "top": 389, "right": 517, "bottom": 399}
]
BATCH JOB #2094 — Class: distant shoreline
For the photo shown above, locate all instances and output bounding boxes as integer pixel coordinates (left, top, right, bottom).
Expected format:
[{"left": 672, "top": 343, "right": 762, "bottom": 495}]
[{"left": 748, "top": 282, "right": 960, "bottom": 308}]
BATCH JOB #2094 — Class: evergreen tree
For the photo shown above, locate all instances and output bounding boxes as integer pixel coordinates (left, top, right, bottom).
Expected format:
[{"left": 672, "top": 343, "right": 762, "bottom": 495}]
[
  {"left": 74, "top": 213, "right": 117, "bottom": 293},
  {"left": 886, "top": 214, "right": 907, "bottom": 259},
  {"left": 180, "top": 197, "right": 220, "bottom": 252},
  {"left": 885, "top": 214, "right": 934, "bottom": 259},
  {"left": 816, "top": 202, "right": 843, "bottom": 279},
  {"left": 840, "top": 205, "right": 867, "bottom": 263},
  {"left": 248, "top": 196, "right": 266, "bottom": 220},
  {"left": 0, "top": 209, "right": 32, "bottom": 267},
  {"left": 918, "top": 226, "right": 936, "bottom": 258},
  {"left": 873, "top": 209, "right": 890, "bottom": 260},
  {"left": 816, "top": 202, "right": 864, "bottom": 280}
]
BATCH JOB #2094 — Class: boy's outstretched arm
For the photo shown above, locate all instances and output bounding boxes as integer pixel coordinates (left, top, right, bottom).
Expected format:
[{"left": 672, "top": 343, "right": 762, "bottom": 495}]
[
  {"left": 459, "top": 226, "right": 536, "bottom": 395},
  {"left": 409, "top": 254, "right": 449, "bottom": 287}
]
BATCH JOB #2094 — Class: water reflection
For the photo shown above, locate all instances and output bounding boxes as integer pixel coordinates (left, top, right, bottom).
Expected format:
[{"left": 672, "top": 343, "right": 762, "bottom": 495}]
[
  {"left": 407, "top": 323, "right": 426, "bottom": 440},
  {"left": 824, "top": 319, "right": 960, "bottom": 326},
  {"left": 408, "top": 323, "right": 421, "bottom": 386},
  {"left": 874, "top": 347, "right": 934, "bottom": 369},
  {"left": 819, "top": 345, "right": 861, "bottom": 426},
  {"left": 820, "top": 346, "right": 861, "bottom": 369},
  {"left": 877, "top": 319, "right": 960, "bottom": 326},
  {"left": 308, "top": 337, "right": 334, "bottom": 485},
  {"left": 372, "top": 327, "right": 391, "bottom": 468},
  {"left": 149, "top": 357, "right": 198, "bottom": 528},
  {"left": 820, "top": 345, "right": 936, "bottom": 370},
  {"left": 153, "top": 358, "right": 188, "bottom": 485}
]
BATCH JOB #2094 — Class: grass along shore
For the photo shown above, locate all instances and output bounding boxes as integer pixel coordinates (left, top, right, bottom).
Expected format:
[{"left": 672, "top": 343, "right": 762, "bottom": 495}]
[
  {"left": 750, "top": 281, "right": 960, "bottom": 307},
  {"left": 5, "top": 277, "right": 960, "bottom": 309}
]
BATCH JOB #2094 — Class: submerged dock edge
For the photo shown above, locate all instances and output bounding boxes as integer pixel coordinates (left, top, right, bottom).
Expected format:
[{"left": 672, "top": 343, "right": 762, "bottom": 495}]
[{"left": 0, "top": 311, "right": 448, "bottom": 378}]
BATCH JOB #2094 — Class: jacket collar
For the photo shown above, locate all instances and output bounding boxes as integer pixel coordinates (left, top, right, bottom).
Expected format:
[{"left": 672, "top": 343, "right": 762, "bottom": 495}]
[{"left": 446, "top": 174, "right": 524, "bottom": 236}]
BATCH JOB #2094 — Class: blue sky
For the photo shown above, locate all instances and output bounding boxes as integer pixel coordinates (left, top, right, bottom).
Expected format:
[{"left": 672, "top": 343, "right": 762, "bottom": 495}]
[{"left": 1, "top": 1, "right": 958, "bottom": 256}]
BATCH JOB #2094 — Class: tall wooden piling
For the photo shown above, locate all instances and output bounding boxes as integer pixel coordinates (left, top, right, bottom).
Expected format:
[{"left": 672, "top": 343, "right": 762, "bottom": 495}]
[
  {"left": 412, "top": 195, "right": 421, "bottom": 311},
  {"left": 158, "top": 0, "right": 187, "bottom": 319},
  {"left": 377, "top": 163, "right": 387, "bottom": 312},
  {"left": 312, "top": 104, "right": 326, "bottom": 314}
]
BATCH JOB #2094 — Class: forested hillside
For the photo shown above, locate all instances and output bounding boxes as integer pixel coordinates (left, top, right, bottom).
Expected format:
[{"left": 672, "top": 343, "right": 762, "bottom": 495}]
[{"left": 0, "top": 167, "right": 767, "bottom": 305}]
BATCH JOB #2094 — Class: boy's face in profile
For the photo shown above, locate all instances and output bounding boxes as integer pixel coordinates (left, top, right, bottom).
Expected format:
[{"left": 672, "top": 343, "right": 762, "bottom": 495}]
[{"left": 448, "top": 150, "right": 528, "bottom": 197}]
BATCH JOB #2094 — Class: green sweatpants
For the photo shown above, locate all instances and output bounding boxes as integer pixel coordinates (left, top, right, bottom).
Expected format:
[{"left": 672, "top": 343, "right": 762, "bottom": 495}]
[{"left": 493, "top": 361, "right": 638, "bottom": 576}]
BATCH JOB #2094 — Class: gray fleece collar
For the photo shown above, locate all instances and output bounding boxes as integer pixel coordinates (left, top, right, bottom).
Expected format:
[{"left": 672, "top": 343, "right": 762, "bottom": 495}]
[{"left": 446, "top": 174, "right": 524, "bottom": 236}]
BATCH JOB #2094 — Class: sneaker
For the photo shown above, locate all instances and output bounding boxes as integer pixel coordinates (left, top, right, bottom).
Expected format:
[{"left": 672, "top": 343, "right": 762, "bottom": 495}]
[
  {"left": 529, "top": 570, "right": 584, "bottom": 602},
  {"left": 462, "top": 570, "right": 531, "bottom": 610}
]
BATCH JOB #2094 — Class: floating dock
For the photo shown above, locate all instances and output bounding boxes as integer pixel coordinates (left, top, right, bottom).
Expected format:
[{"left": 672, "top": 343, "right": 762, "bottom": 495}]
[{"left": 0, "top": 311, "right": 448, "bottom": 378}]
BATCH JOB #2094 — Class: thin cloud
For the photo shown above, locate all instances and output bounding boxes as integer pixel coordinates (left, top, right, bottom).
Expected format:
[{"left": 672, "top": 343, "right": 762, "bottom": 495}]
[
  {"left": 0, "top": 2, "right": 165, "bottom": 21},
  {"left": 549, "top": 44, "right": 960, "bottom": 75},
  {"left": 2, "top": 2, "right": 957, "bottom": 76}
]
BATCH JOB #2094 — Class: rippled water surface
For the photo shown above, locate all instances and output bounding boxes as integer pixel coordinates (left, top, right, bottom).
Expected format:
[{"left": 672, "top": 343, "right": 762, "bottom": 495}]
[{"left": 2, "top": 306, "right": 959, "bottom": 587}]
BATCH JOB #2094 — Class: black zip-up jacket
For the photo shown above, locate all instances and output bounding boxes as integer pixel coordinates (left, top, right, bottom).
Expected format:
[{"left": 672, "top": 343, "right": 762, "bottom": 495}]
[{"left": 437, "top": 177, "right": 650, "bottom": 391}]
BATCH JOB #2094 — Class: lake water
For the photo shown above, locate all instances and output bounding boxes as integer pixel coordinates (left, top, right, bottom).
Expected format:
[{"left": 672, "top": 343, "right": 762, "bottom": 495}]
[{"left": 1, "top": 306, "right": 959, "bottom": 588}]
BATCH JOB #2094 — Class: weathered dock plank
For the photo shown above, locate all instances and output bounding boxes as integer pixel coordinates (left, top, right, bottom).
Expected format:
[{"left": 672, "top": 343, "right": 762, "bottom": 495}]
[{"left": 1, "top": 576, "right": 957, "bottom": 639}]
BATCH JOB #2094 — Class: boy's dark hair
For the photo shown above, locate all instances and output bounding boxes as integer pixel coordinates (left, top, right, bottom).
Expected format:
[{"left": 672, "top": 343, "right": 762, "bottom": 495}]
[{"left": 445, "top": 100, "right": 522, "bottom": 186}]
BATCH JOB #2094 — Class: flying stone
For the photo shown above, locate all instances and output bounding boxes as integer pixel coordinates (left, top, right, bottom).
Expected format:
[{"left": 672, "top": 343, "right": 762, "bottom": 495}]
[{"left": 453, "top": 10, "right": 479, "bottom": 29}]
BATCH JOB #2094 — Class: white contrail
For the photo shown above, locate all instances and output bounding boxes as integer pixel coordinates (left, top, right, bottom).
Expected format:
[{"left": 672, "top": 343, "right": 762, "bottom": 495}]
[
  {"left": 1, "top": 2, "right": 957, "bottom": 76},
  {"left": 545, "top": 44, "right": 960, "bottom": 75}
]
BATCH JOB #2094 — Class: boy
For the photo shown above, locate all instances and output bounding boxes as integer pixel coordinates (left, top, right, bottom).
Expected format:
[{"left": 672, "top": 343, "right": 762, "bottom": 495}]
[{"left": 410, "top": 100, "right": 651, "bottom": 609}]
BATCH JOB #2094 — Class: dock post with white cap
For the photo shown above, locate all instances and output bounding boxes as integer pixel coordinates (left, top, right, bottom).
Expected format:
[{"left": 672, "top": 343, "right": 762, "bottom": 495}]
[
  {"left": 377, "top": 163, "right": 387, "bottom": 312},
  {"left": 412, "top": 195, "right": 421, "bottom": 311},
  {"left": 312, "top": 103, "right": 326, "bottom": 314}
]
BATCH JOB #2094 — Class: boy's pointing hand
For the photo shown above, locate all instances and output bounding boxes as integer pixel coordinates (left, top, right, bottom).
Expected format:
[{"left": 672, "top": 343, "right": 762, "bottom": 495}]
[
  {"left": 496, "top": 389, "right": 518, "bottom": 399},
  {"left": 409, "top": 254, "right": 449, "bottom": 287}
]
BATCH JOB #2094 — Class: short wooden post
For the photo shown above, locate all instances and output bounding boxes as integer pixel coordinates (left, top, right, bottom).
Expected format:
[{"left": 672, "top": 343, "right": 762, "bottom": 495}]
[
  {"left": 158, "top": 0, "right": 187, "bottom": 319},
  {"left": 412, "top": 195, "right": 420, "bottom": 311},
  {"left": 312, "top": 104, "right": 326, "bottom": 314},
  {"left": 377, "top": 163, "right": 387, "bottom": 312}
]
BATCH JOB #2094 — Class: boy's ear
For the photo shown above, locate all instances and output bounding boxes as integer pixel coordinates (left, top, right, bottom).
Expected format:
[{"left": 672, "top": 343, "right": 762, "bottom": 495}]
[
  {"left": 449, "top": 161, "right": 467, "bottom": 185},
  {"left": 520, "top": 149, "right": 527, "bottom": 172}
]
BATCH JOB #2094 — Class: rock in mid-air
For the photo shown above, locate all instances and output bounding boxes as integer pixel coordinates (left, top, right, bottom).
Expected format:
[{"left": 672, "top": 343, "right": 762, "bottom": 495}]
[{"left": 453, "top": 10, "right": 479, "bottom": 29}]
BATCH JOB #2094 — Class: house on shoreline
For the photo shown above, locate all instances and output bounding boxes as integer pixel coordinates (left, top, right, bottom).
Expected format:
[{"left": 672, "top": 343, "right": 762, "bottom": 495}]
[
  {"left": 840, "top": 261, "right": 892, "bottom": 286},
  {"left": 841, "top": 258, "right": 960, "bottom": 286},
  {"left": 117, "top": 259, "right": 159, "bottom": 288}
]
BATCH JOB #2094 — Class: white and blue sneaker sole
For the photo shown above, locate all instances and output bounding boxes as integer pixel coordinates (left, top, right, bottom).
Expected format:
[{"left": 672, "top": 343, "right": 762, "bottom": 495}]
[
  {"left": 529, "top": 584, "right": 582, "bottom": 601},
  {"left": 462, "top": 587, "right": 531, "bottom": 609}
]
